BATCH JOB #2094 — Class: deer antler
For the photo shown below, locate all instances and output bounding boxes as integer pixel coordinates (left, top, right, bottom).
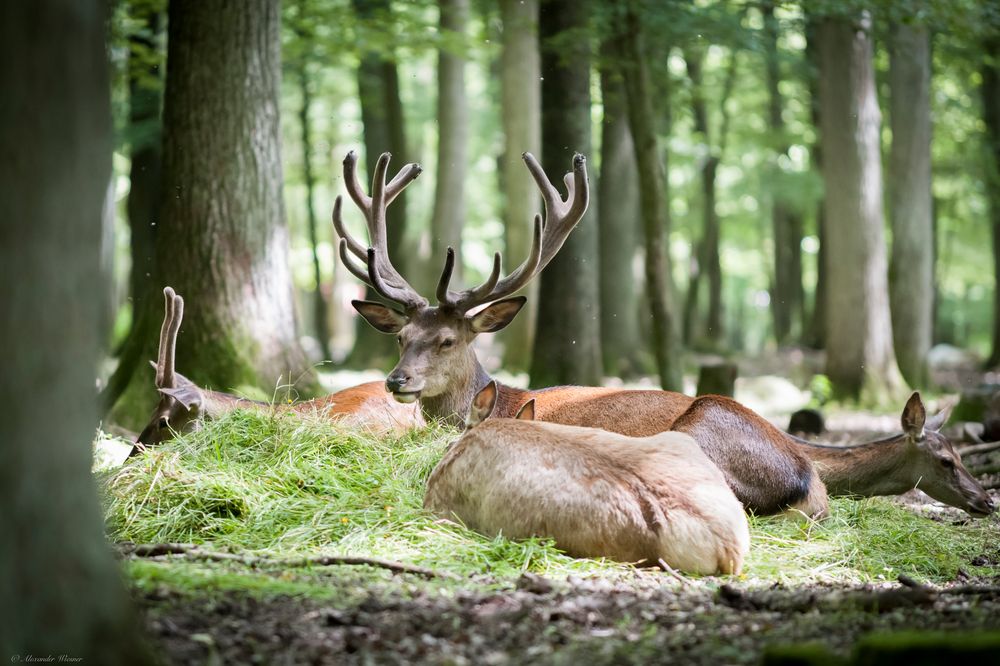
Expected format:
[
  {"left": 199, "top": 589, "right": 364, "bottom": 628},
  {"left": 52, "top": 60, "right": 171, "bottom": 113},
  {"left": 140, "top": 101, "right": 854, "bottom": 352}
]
[
  {"left": 332, "top": 151, "right": 426, "bottom": 310},
  {"left": 436, "top": 152, "right": 589, "bottom": 313},
  {"left": 156, "top": 286, "right": 184, "bottom": 389}
]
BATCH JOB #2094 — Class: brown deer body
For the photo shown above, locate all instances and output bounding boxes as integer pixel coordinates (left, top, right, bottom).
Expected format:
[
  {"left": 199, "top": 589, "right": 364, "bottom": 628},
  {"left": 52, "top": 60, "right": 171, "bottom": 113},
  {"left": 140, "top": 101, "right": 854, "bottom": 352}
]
[
  {"left": 334, "top": 150, "right": 827, "bottom": 518},
  {"left": 424, "top": 384, "right": 750, "bottom": 575},
  {"left": 133, "top": 287, "right": 422, "bottom": 451}
]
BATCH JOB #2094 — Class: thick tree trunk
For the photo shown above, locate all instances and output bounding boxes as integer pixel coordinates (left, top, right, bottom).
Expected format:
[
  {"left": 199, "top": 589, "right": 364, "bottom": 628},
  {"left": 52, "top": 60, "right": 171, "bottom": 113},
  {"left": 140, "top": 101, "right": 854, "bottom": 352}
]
[
  {"left": 0, "top": 1, "right": 150, "bottom": 661},
  {"left": 619, "top": 8, "right": 684, "bottom": 392},
  {"left": 817, "top": 13, "right": 904, "bottom": 401},
  {"left": 888, "top": 22, "right": 933, "bottom": 387},
  {"left": 499, "top": 0, "right": 541, "bottom": 371},
  {"left": 529, "top": 0, "right": 603, "bottom": 388},
  {"left": 297, "top": 57, "right": 333, "bottom": 362},
  {"left": 113, "top": 0, "right": 316, "bottom": 425},
  {"left": 982, "top": 37, "right": 1000, "bottom": 368},
  {"left": 348, "top": 0, "right": 411, "bottom": 368},
  {"left": 805, "top": 14, "right": 826, "bottom": 350},
  {"left": 430, "top": 0, "right": 469, "bottom": 285},
  {"left": 764, "top": 2, "right": 804, "bottom": 346},
  {"left": 598, "top": 45, "right": 644, "bottom": 377}
]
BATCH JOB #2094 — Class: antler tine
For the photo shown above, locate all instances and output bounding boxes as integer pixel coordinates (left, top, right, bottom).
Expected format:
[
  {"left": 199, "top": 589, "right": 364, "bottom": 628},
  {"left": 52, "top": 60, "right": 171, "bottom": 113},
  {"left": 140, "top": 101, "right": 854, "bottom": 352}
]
[
  {"left": 435, "top": 247, "right": 457, "bottom": 306},
  {"left": 155, "top": 286, "right": 176, "bottom": 387},
  {"left": 161, "top": 293, "right": 184, "bottom": 389},
  {"left": 343, "top": 151, "right": 371, "bottom": 213},
  {"left": 367, "top": 248, "right": 428, "bottom": 308},
  {"left": 437, "top": 250, "right": 503, "bottom": 311},
  {"left": 386, "top": 163, "right": 423, "bottom": 204},
  {"left": 332, "top": 196, "right": 366, "bottom": 261},
  {"left": 339, "top": 239, "right": 374, "bottom": 287}
]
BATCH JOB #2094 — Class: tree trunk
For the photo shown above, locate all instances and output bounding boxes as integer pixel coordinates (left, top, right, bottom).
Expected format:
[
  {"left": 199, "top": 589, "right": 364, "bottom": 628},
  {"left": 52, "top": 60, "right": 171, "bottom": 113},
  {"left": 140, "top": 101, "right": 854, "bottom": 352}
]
[
  {"left": 297, "top": 56, "right": 333, "bottom": 363},
  {"left": 112, "top": 0, "right": 317, "bottom": 425},
  {"left": 598, "top": 45, "right": 644, "bottom": 377},
  {"left": 817, "top": 13, "right": 904, "bottom": 401},
  {"left": 0, "top": 1, "right": 150, "bottom": 661},
  {"left": 983, "top": 37, "right": 1000, "bottom": 368},
  {"left": 348, "top": 0, "right": 411, "bottom": 369},
  {"left": 764, "top": 1, "right": 804, "bottom": 346},
  {"left": 529, "top": 0, "right": 603, "bottom": 388},
  {"left": 805, "top": 13, "right": 826, "bottom": 350},
  {"left": 499, "top": 0, "right": 541, "bottom": 371},
  {"left": 618, "top": 8, "right": 684, "bottom": 392},
  {"left": 430, "top": 0, "right": 469, "bottom": 288},
  {"left": 888, "top": 22, "right": 933, "bottom": 387}
]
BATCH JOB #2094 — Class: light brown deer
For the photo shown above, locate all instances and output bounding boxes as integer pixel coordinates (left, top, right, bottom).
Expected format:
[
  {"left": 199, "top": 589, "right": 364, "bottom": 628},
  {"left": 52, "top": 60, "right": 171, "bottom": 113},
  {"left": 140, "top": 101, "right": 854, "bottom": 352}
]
[
  {"left": 424, "top": 382, "right": 750, "bottom": 575},
  {"left": 334, "top": 150, "right": 827, "bottom": 518},
  {"left": 132, "top": 287, "right": 422, "bottom": 453}
]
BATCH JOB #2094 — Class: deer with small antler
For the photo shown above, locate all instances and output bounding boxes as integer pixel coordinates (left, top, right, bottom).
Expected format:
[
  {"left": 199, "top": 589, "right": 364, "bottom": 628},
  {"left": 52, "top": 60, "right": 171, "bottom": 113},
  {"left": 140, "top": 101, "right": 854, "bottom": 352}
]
[{"left": 133, "top": 286, "right": 422, "bottom": 454}]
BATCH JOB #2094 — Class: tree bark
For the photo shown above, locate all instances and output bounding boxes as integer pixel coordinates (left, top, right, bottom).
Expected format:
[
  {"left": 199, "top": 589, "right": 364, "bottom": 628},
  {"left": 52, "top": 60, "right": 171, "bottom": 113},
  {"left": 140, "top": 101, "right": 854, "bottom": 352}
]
[
  {"left": 348, "top": 0, "right": 411, "bottom": 368},
  {"left": 0, "top": 1, "right": 150, "bottom": 661},
  {"left": 430, "top": 0, "right": 469, "bottom": 285},
  {"left": 805, "top": 13, "right": 826, "bottom": 349},
  {"left": 888, "top": 22, "right": 933, "bottom": 387},
  {"left": 529, "top": 0, "right": 603, "bottom": 388},
  {"left": 618, "top": 8, "right": 684, "bottom": 391},
  {"left": 499, "top": 0, "right": 541, "bottom": 371},
  {"left": 983, "top": 36, "right": 1000, "bottom": 368},
  {"left": 598, "top": 43, "right": 644, "bottom": 377},
  {"left": 764, "top": 2, "right": 804, "bottom": 346},
  {"left": 817, "top": 13, "right": 904, "bottom": 401},
  {"left": 112, "top": 0, "right": 317, "bottom": 425}
]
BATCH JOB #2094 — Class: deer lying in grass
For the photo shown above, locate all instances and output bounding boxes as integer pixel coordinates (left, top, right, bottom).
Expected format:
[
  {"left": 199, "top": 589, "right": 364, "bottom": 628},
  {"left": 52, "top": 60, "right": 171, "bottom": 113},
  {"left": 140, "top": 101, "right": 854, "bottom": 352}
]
[
  {"left": 132, "top": 287, "right": 422, "bottom": 453},
  {"left": 334, "top": 150, "right": 826, "bottom": 518},
  {"left": 424, "top": 382, "right": 750, "bottom": 575}
]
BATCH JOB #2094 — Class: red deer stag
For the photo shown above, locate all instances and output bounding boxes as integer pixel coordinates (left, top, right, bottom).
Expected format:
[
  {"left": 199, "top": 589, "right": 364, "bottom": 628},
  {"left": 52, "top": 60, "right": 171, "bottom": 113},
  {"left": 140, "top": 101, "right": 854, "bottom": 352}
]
[
  {"left": 424, "top": 382, "right": 750, "bottom": 575},
  {"left": 132, "top": 286, "right": 422, "bottom": 453},
  {"left": 334, "top": 150, "right": 827, "bottom": 518}
]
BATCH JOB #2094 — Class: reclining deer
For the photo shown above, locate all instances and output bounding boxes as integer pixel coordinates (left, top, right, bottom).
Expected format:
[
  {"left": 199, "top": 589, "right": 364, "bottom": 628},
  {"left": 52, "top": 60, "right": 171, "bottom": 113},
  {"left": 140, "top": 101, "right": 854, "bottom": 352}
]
[
  {"left": 132, "top": 286, "right": 422, "bottom": 453},
  {"left": 336, "top": 150, "right": 995, "bottom": 519},
  {"left": 424, "top": 381, "right": 750, "bottom": 575}
]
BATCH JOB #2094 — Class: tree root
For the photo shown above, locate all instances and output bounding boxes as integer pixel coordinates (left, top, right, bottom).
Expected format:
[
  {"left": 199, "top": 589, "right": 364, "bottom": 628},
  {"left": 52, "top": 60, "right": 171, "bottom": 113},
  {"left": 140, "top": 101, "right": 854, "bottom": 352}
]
[{"left": 117, "top": 542, "right": 457, "bottom": 580}]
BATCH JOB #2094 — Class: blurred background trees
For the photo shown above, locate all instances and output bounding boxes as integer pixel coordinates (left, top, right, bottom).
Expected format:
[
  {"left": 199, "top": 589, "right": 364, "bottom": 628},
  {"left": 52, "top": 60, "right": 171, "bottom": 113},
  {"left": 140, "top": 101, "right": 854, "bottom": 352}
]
[{"left": 102, "top": 0, "right": 1000, "bottom": 423}]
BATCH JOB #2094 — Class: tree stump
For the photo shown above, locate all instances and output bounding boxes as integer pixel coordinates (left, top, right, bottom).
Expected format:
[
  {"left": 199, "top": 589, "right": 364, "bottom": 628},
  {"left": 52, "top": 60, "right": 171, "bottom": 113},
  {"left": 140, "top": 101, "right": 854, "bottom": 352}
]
[{"left": 697, "top": 361, "right": 738, "bottom": 397}]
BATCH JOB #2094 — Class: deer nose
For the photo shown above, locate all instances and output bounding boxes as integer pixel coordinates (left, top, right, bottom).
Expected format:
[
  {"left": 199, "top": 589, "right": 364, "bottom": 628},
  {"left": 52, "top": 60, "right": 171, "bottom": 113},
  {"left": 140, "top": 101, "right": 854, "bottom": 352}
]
[{"left": 386, "top": 373, "right": 411, "bottom": 393}]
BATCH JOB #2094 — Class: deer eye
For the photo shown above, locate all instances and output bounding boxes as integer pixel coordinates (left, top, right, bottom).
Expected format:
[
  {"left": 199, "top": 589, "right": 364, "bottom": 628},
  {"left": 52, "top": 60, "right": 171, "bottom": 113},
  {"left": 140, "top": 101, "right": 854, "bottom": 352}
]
[
  {"left": 940, "top": 457, "right": 955, "bottom": 469},
  {"left": 440, "top": 338, "right": 456, "bottom": 350}
]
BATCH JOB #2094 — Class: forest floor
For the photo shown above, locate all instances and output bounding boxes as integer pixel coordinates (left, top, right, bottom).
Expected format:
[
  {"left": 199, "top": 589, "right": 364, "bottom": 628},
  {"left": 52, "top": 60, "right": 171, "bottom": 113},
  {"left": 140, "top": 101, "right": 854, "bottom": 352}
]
[{"left": 98, "top": 352, "right": 1000, "bottom": 665}]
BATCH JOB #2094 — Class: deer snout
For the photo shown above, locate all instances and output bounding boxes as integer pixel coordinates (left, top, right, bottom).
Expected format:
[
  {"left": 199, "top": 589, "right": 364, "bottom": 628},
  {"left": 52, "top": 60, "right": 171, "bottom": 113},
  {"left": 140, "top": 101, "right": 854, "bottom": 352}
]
[
  {"left": 386, "top": 373, "right": 411, "bottom": 393},
  {"left": 971, "top": 494, "right": 996, "bottom": 516}
]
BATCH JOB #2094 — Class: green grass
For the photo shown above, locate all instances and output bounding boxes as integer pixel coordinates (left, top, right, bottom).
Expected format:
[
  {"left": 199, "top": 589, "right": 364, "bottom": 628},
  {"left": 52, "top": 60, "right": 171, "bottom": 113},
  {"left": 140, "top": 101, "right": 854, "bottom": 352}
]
[{"left": 100, "top": 409, "right": 998, "bottom": 596}]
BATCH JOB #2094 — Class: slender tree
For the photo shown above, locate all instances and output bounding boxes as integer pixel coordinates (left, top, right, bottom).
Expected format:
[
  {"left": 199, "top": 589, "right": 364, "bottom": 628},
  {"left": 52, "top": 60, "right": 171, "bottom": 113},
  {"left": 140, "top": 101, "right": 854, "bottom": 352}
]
[
  {"left": 763, "top": 2, "right": 804, "bottom": 346},
  {"left": 804, "top": 14, "right": 826, "bottom": 349},
  {"left": 817, "top": 12, "right": 904, "bottom": 400},
  {"left": 0, "top": 1, "right": 150, "bottom": 661},
  {"left": 348, "top": 0, "right": 412, "bottom": 368},
  {"left": 888, "top": 21, "right": 934, "bottom": 387},
  {"left": 598, "top": 43, "right": 644, "bottom": 377},
  {"left": 429, "top": 0, "right": 470, "bottom": 284},
  {"left": 985, "top": 35, "right": 1000, "bottom": 368},
  {"left": 499, "top": 0, "right": 541, "bottom": 371},
  {"left": 619, "top": 6, "right": 684, "bottom": 391},
  {"left": 529, "top": 0, "right": 603, "bottom": 387}
]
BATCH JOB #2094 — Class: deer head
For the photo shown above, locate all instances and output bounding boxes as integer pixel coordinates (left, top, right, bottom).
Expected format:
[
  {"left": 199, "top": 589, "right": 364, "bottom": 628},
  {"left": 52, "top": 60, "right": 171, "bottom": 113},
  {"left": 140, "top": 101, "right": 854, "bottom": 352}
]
[
  {"left": 334, "top": 150, "right": 589, "bottom": 424},
  {"left": 899, "top": 393, "right": 994, "bottom": 516},
  {"left": 134, "top": 287, "right": 205, "bottom": 449}
]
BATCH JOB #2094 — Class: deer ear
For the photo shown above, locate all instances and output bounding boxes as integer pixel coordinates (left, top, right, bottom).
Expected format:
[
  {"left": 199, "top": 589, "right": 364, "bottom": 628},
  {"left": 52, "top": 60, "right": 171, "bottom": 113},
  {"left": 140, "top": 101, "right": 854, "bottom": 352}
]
[
  {"left": 515, "top": 399, "right": 535, "bottom": 421},
  {"left": 470, "top": 297, "right": 527, "bottom": 334},
  {"left": 925, "top": 401, "right": 954, "bottom": 433},
  {"left": 158, "top": 385, "right": 203, "bottom": 412},
  {"left": 467, "top": 380, "right": 499, "bottom": 428},
  {"left": 352, "top": 300, "right": 408, "bottom": 334},
  {"left": 901, "top": 392, "right": 926, "bottom": 435}
]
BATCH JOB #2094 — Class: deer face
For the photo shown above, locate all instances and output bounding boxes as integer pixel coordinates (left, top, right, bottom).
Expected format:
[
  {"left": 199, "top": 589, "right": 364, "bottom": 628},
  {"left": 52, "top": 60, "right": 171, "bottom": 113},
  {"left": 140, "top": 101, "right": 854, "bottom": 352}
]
[
  {"left": 354, "top": 298, "right": 526, "bottom": 403},
  {"left": 135, "top": 372, "right": 205, "bottom": 446},
  {"left": 901, "top": 393, "right": 995, "bottom": 517}
]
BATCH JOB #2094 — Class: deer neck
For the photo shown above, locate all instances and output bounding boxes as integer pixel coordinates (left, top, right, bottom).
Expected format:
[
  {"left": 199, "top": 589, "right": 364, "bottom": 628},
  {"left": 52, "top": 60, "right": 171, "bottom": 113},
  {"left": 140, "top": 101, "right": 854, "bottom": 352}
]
[
  {"left": 802, "top": 436, "right": 912, "bottom": 497},
  {"left": 419, "top": 354, "right": 494, "bottom": 427}
]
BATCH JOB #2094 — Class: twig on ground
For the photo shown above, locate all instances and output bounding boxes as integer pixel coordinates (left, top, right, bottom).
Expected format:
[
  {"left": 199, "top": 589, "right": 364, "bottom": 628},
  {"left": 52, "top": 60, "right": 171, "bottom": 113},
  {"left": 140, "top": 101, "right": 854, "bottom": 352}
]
[
  {"left": 118, "top": 542, "right": 457, "bottom": 580},
  {"left": 657, "top": 558, "right": 692, "bottom": 587},
  {"left": 957, "top": 440, "right": 1000, "bottom": 457}
]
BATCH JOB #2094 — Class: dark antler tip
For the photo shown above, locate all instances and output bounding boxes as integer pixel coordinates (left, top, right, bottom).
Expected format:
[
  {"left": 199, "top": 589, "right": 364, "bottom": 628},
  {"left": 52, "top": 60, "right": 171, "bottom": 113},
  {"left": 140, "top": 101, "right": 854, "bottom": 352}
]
[
  {"left": 345, "top": 151, "right": 356, "bottom": 162},
  {"left": 521, "top": 151, "right": 531, "bottom": 160},
  {"left": 367, "top": 247, "right": 376, "bottom": 258},
  {"left": 573, "top": 153, "right": 586, "bottom": 166}
]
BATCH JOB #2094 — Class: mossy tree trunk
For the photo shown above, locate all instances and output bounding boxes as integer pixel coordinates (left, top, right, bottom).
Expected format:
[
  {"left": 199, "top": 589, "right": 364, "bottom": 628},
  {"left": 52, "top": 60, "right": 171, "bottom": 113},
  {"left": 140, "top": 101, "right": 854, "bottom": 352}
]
[
  {"left": 888, "top": 21, "right": 933, "bottom": 387},
  {"left": 529, "top": 0, "right": 603, "bottom": 388},
  {"left": 817, "top": 12, "right": 904, "bottom": 401},
  {"left": 618, "top": 7, "right": 684, "bottom": 392},
  {"left": 113, "top": 0, "right": 316, "bottom": 425},
  {"left": 598, "top": 43, "right": 644, "bottom": 377},
  {"left": 499, "top": 0, "right": 541, "bottom": 372},
  {"left": 0, "top": 1, "right": 151, "bottom": 661}
]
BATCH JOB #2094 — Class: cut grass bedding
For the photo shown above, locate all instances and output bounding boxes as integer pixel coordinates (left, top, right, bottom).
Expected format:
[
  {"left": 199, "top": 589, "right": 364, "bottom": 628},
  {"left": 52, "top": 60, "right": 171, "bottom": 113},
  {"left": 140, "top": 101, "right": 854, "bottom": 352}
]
[{"left": 101, "top": 409, "right": 998, "bottom": 587}]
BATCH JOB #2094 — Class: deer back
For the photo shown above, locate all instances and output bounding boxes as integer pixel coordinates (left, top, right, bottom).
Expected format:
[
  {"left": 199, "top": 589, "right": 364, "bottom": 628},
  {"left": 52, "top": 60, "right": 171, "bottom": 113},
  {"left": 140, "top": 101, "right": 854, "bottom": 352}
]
[
  {"left": 424, "top": 419, "right": 749, "bottom": 575},
  {"left": 302, "top": 381, "right": 424, "bottom": 435}
]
